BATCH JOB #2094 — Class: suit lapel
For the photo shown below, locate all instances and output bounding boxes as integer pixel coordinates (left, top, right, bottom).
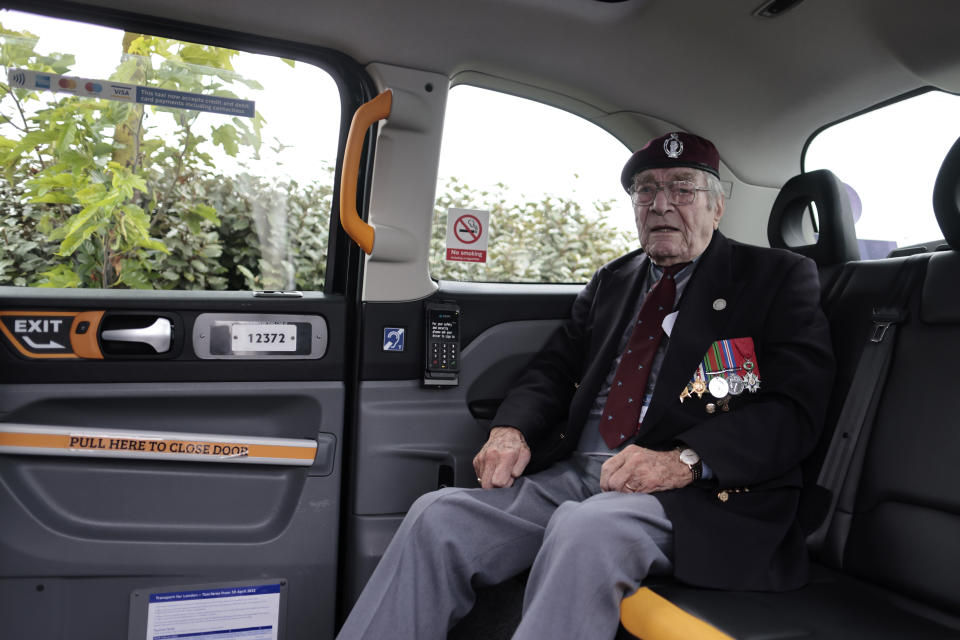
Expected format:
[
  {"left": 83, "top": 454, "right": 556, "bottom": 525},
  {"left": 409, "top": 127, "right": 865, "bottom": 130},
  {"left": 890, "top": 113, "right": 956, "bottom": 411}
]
[{"left": 639, "top": 233, "right": 745, "bottom": 441}]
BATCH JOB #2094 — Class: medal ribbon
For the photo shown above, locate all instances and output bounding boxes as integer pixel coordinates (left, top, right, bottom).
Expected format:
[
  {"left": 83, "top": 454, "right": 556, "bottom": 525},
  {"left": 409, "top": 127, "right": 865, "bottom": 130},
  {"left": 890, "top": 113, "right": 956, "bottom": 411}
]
[
  {"left": 721, "top": 338, "right": 737, "bottom": 371},
  {"left": 730, "top": 337, "right": 760, "bottom": 378},
  {"left": 691, "top": 338, "right": 759, "bottom": 384}
]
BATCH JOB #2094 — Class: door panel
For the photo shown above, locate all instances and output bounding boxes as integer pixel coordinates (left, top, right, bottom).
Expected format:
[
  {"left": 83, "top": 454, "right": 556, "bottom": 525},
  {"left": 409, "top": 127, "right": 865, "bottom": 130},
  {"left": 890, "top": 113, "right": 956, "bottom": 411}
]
[
  {"left": 0, "top": 290, "right": 347, "bottom": 640},
  {"left": 344, "top": 284, "right": 579, "bottom": 606}
]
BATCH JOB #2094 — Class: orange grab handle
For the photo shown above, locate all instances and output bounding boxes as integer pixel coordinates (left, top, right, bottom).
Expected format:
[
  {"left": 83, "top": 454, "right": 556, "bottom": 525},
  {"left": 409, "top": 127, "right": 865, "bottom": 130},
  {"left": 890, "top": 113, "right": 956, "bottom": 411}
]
[{"left": 339, "top": 89, "right": 393, "bottom": 255}]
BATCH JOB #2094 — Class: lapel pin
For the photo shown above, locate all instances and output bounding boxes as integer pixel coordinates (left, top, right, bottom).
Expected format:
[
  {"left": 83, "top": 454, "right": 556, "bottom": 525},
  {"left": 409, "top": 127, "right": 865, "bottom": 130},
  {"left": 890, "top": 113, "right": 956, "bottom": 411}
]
[{"left": 712, "top": 298, "right": 727, "bottom": 311}]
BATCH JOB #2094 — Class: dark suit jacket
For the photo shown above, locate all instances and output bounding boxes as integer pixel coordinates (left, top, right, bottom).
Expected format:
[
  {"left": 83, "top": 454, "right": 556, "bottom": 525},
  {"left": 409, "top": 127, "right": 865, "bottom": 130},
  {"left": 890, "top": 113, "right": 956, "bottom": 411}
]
[{"left": 491, "top": 231, "right": 835, "bottom": 591}]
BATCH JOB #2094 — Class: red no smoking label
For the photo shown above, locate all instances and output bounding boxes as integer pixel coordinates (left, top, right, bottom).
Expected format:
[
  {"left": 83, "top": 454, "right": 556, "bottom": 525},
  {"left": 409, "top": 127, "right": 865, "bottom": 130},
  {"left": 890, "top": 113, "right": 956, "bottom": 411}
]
[
  {"left": 445, "top": 208, "right": 489, "bottom": 263},
  {"left": 453, "top": 214, "right": 483, "bottom": 244}
]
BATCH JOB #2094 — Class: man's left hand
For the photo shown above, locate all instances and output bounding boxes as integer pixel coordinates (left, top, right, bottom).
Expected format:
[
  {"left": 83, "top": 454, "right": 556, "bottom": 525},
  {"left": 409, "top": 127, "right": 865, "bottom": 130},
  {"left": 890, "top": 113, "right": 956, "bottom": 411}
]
[{"left": 600, "top": 445, "right": 693, "bottom": 493}]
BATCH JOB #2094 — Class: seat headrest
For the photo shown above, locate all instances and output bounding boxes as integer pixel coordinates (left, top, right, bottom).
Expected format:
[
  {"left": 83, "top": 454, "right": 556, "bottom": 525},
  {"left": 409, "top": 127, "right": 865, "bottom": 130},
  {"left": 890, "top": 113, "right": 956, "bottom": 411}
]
[
  {"left": 768, "top": 169, "right": 860, "bottom": 266},
  {"left": 933, "top": 136, "right": 960, "bottom": 249}
]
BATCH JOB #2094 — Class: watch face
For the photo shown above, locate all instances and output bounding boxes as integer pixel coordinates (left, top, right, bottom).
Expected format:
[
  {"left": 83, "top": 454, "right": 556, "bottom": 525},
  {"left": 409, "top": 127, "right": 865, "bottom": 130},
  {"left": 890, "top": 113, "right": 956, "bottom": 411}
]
[{"left": 679, "top": 448, "right": 700, "bottom": 465}]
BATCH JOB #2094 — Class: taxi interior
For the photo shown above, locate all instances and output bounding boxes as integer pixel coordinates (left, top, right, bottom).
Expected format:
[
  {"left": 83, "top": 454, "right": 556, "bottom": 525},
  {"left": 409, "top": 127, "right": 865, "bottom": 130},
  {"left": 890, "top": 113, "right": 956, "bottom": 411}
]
[{"left": 1, "top": 0, "right": 959, "bottom": 638}]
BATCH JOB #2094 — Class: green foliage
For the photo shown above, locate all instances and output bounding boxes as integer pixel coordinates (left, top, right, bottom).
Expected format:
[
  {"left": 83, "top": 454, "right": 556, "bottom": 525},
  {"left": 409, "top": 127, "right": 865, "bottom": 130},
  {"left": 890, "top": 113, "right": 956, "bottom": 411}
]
[
  {"left": 202, "top": 172, "right": 331, "bottom": 291},
  {"left": 0, "top": 22, "right": 631, "bottom": 290},
  {"left": 0, "top": 22, "right": 302, "bottom": 289},
  {"left": 431, "top": 178, "right": 635, "bottom": 283}
]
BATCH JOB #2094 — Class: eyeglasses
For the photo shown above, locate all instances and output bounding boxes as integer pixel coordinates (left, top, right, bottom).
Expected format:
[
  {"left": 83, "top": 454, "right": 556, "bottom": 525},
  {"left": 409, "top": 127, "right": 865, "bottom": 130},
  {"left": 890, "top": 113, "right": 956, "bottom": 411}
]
[{"left": 630, "top": 180, "right": 712, "bottom": 206}]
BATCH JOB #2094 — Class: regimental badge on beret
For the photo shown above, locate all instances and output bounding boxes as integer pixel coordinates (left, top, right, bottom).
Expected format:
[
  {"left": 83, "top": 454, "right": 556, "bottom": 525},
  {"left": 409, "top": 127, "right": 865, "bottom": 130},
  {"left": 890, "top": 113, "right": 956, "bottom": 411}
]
[{"left": 663, "top": 132, "right": 683, "bottom": 159}]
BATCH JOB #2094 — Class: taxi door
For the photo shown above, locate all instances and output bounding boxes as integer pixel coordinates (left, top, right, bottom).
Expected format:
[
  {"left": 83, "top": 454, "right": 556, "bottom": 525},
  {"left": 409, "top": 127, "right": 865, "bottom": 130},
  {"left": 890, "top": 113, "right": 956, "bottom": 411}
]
[{"left": 0, "top": 5, "right": 374, "bottom": 639}]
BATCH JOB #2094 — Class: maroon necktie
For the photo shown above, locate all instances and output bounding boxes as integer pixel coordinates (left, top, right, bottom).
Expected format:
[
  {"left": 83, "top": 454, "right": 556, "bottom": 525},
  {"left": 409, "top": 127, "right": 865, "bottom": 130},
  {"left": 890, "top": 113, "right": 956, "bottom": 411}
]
[{"left": 599, "top": 264, "right": 683, "bottom": 448}]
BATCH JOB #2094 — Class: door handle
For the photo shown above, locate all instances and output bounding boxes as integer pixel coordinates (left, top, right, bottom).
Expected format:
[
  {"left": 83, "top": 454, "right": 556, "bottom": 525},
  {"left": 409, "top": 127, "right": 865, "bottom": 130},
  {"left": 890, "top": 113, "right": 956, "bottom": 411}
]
[{"left": 100, "top": 318, "right": 172, "bottom": 353}]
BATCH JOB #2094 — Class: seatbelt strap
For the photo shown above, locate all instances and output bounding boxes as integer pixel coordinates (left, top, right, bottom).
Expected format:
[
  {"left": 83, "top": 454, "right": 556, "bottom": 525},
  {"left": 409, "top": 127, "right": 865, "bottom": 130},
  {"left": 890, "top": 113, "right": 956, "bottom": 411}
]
[{"left": 807, "top": 254, "right": 928, "bottom": 559}]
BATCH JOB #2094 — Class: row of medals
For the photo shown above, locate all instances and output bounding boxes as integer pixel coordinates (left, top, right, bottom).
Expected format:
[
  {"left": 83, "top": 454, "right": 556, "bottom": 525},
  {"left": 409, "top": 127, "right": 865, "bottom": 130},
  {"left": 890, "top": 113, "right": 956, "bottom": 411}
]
[{"left": 679, "top": 360, "right": 760, "bottom": 414}]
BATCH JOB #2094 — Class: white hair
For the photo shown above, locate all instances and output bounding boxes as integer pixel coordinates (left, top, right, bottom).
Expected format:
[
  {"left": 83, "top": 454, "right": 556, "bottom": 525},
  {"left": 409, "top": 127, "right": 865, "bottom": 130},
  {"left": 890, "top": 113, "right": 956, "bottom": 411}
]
[{"left": 702, "top": 171, "right": 725, "bottom": 211}]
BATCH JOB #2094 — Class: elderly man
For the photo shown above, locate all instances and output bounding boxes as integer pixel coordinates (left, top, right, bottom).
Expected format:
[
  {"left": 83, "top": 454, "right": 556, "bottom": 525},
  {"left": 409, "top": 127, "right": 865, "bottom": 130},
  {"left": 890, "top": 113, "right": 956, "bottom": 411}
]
[{"left": 337, "top": 132, "right": 835, "bottom": 639}]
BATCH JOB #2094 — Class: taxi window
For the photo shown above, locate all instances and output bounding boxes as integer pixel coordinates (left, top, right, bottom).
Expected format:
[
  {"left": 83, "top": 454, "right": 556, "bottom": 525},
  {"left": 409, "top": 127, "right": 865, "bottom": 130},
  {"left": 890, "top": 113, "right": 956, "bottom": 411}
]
[
  {"left": 805, "top": 90, "right": 960, "bottom": 258},
  {"left": 432, "top": 86, "right": 635, "bottom": 284},
  {"left": 0, "top": 9, "right": 340, "bottom": 290}
]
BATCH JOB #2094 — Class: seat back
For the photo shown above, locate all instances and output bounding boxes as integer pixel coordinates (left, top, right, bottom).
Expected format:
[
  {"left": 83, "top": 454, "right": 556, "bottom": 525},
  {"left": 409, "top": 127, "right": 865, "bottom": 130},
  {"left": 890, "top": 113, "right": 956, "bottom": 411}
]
[{"left": 825, "top": 135, "right": 960, "bottom": 612}]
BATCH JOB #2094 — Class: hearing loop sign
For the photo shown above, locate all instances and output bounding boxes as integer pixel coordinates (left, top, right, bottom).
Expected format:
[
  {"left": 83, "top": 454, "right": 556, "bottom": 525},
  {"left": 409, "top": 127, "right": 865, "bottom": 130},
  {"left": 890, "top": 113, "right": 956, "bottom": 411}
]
[{"left": 445, "top": 208, "right": 489, "bottom": 263}]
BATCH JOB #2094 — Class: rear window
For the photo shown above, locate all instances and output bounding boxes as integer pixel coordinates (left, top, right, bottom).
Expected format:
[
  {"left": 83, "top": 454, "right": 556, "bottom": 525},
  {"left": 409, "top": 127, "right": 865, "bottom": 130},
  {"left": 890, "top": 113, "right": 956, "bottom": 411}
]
[
  {"left": 0, "top": 9, "right": 341, "bottom": 289},
  {"left": 805, "top": 90, "right": 960, "bottom": 258}
]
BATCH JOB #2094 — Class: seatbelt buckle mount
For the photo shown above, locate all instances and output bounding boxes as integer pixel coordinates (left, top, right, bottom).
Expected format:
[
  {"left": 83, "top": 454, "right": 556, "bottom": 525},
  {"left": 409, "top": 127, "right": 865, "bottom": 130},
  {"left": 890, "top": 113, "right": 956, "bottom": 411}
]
[{"left": 870, "top": 307, "right": 905, "bottom": 343}]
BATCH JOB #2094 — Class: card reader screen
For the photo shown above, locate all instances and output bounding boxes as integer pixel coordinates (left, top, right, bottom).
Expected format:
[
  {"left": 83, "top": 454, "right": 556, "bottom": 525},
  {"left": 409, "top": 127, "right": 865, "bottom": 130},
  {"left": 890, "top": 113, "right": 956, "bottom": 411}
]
[{"left": 429, "top": 309, "right": 459, "bottom": 341}]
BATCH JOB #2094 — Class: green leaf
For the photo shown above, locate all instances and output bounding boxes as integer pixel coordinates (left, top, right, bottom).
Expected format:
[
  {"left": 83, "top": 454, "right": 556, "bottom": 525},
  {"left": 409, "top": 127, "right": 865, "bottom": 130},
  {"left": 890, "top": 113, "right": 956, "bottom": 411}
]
[
  {"left": 192, "top": 203, "right": 220, "bottom": 225},
  {"left": 115, "top": 259, "right": 152, "bottom": 289},
  {"left": 29, "top": 194, "right": 75, "bottom": 205},
  {"left": 211, "top": 125, "right": 240, "bottom": 157},
  {"left": 140, "top": 237, "right": 169, "bottom": 253},
  {"left": 107, "top": 162, "right": 148, "bottom": 197},
  {"left": 35, "top": 264, "right": 80, "bottom": 288},
  {"left": 58, "top": 203, "right": 107, "bottom": 256},
  {"left": 199, "top": 244, "right": 222, "bottom": 258},
  {"left": 74, "top": 182, "right": 108, "bottom": 204}
]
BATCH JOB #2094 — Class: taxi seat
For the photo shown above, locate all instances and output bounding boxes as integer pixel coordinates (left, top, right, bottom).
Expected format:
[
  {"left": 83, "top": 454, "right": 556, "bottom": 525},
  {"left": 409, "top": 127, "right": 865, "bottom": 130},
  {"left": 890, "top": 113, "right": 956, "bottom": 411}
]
[{"left": 619, "top": 137, "right": 960, "bottom": 638}]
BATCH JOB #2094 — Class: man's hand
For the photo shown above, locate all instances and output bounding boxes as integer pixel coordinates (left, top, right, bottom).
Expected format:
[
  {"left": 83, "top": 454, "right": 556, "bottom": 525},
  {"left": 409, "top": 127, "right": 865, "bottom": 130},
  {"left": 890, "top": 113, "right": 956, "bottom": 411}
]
[
  {"left": 600, "top": 445, "right": 693, "bottom": 494},
  {"left": 473, "top": 426, "right": 531, "bottom": 489}
]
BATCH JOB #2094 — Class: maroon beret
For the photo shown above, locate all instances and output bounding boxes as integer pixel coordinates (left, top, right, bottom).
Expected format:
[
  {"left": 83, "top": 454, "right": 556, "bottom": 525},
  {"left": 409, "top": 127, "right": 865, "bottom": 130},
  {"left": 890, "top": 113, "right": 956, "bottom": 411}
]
[{"left": 620, "top": 131, "right": 720, "bottom": 191}]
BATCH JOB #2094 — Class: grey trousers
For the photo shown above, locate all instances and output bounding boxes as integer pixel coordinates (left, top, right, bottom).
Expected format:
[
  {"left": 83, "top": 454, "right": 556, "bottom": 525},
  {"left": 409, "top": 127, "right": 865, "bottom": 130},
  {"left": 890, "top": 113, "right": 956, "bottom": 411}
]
[{"left": 336, "top": 453, "right": 674, "bottom": 640}]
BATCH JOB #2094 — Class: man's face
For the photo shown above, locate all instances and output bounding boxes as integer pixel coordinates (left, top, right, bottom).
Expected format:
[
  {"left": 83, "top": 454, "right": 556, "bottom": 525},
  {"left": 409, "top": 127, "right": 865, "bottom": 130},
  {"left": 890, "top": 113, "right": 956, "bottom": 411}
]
[{"left": 633, "top": 167, "right": 724, "bottom": 266}]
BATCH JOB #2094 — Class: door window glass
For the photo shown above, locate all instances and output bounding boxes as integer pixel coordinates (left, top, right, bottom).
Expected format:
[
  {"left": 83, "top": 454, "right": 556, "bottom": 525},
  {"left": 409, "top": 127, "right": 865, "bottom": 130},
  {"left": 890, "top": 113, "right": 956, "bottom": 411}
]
[
  {"left": 432, "top": 86, "right": 635, "bottom": 283},
  {"left": 0, "top": 9, "right": 340, "bottom": 289}
]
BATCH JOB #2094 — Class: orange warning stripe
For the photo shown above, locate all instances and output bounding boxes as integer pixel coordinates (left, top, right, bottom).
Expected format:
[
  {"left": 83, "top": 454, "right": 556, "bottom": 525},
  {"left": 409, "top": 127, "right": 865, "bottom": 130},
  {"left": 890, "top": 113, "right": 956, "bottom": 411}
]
[
  {"left": 246, "top": 443, "right": 316, "bottom": 461},
  {"left": 0, "top": 432, "right": 64, "bottom": 448},
  {"left": 0, "top": 431, "right": 316, "bottom": 463}
]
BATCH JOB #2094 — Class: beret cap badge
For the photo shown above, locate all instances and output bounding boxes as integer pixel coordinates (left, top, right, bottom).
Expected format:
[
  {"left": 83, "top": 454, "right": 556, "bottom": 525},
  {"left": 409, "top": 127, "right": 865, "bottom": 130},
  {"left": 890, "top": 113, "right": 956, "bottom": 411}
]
[{"left": 663, "top": 132, "right": 684, "bottom": 159}]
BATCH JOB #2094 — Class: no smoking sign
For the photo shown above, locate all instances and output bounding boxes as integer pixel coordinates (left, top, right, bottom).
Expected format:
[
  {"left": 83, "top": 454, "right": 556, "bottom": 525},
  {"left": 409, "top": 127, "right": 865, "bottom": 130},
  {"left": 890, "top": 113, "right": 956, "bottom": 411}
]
[{"left": 445, "top": 208, "right": 490, "bottom": 263}]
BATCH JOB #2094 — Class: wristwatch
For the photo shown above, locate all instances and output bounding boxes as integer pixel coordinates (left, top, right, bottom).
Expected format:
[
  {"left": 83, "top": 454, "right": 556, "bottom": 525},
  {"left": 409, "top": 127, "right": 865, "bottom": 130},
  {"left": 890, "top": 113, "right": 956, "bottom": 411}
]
[{"left": 679, "top": 448, "right": 702, "bottom": 482}]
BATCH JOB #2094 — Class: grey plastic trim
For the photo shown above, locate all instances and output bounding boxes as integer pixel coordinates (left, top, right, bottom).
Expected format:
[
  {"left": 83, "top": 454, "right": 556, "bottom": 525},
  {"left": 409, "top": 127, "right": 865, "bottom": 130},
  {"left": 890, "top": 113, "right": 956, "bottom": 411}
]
[{"left": 192, "top": 313, "right": 328, "bottom": 360}]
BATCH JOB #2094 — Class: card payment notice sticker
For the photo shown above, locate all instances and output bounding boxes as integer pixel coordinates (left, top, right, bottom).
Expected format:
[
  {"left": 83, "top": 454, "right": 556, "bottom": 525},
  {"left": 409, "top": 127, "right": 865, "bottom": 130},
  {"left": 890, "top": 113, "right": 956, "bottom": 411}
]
[
  {"left": 145, "top": 584, "right": 281, "bottom": 640},
  {"left": 445, "top": 208, "right": 489, "bottom": 263}
]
